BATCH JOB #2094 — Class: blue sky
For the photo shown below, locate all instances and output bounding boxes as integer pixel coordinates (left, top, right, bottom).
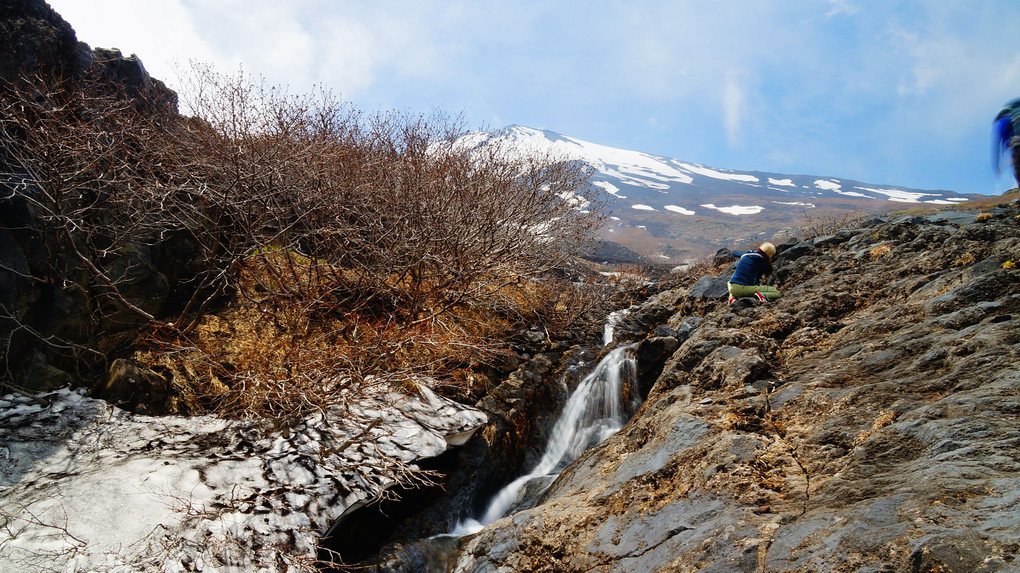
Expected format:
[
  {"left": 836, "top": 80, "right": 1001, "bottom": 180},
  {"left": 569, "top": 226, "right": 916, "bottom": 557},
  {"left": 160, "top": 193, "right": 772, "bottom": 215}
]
[{"left": 46, "top": 0, "right": 1020, "bottom": 195}]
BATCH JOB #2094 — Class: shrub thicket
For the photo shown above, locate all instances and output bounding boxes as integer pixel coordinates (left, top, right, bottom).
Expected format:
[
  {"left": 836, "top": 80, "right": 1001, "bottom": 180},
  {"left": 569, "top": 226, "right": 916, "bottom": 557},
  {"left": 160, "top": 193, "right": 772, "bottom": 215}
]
[{"left": 0, "top": 65, "right": 610, "bottom": 419}]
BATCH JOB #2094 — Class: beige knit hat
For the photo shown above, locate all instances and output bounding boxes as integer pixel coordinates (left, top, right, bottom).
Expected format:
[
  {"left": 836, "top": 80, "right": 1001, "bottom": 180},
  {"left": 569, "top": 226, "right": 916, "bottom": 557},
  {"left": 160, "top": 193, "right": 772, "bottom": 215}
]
[{"left": 760, "top": 242, "right": 776, "bottom": 258}]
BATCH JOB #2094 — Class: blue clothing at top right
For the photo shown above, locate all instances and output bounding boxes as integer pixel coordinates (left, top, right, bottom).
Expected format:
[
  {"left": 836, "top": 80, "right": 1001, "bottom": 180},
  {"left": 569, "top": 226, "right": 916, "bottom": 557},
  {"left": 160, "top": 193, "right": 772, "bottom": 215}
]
[
  {"left": 729, "top": 250, "right": 771, "bottom": 286},
  {"left": 994, "top": 98, "right": 1020, "bottom": 187}
]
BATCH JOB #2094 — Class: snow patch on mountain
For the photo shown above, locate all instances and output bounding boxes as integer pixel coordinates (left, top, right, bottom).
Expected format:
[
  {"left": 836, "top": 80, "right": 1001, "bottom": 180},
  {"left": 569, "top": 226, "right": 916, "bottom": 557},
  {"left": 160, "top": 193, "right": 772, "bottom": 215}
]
[
  {"left": 559, "top": 190, "right": 591, "bottom": 208},
  {"left": 455, "top": 125, "right": 974, "bottom": 215},
  {"left": 631, "top": 204, "right": 656, "bottom": 211},
  {"left": 834, "top": 189, "right": 869, "bottom": 198},
  {"left": 665, "top": 205, "right": 696, "bottom": 215},
  {"left": 593, "top": 180, "right": 625, "bottom": 198},
  {"left": 701, "top": 204, "right": 764, "bottom": 215},
  {"left": 675, "top": 161, "right": 759, "bottom": 183},
  {"left": 854, "top": 187, "right": 933, "bottom": 203}
]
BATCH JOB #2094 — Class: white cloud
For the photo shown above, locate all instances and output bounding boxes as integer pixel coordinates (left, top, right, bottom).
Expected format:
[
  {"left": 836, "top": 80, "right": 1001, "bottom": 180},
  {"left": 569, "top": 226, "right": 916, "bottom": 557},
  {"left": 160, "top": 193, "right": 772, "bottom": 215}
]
[
  {"left": 45, "top": 0, "right": 222, "bottom": 88},
  {"left": 826, "top": 0, "right": 859, "bottom": 17},
  {"left": 723, "top": 73, "right": 746, "bottom": 147}
]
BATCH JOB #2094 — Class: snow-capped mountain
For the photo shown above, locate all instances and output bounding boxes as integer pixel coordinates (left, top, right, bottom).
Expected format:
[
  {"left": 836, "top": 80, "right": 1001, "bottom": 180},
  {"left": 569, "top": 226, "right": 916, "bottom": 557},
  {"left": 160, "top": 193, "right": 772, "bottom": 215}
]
[{"left": 461, "top": 126, "right": 977, "bottom": 261}]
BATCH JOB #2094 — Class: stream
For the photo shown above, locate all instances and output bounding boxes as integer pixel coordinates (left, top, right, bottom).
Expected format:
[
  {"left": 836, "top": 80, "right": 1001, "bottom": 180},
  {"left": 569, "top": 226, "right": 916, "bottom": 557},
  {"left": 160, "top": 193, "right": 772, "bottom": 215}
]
[
  {"left": 449, "top": 344, "right": 639, "bottom": 536},
  {"left": 323, "top": 316, "right": 646, "bottom": 572}
]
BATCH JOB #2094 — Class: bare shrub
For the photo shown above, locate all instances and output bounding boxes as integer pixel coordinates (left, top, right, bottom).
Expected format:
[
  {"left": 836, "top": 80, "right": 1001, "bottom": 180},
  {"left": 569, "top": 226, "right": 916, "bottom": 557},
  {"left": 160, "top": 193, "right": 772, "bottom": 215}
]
[
  {"left": 799, "top": 210, "right": 870, "bottom": 240},
  {"left": 1, "top": 63, "right": 608, "bottom": 416},
  {"left": 0, "top": 72, "right": 189, "bottom": 383}
]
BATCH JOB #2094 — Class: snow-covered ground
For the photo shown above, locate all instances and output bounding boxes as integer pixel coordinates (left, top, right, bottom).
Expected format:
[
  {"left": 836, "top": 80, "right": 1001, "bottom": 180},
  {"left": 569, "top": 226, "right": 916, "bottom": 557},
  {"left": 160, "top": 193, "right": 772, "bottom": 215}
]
[
  {"left": 0, "top": 385, "right": 487, "bottom": 572},
  {"left": 456, "top": 126, "right": 970, "bottom": 211}
]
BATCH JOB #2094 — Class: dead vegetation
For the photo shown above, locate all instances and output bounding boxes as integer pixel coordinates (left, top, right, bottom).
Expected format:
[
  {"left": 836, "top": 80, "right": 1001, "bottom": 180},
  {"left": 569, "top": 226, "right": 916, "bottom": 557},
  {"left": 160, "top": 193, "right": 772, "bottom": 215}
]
[{"left": 0, "top": 65, "right": 617, "bottom": 422}]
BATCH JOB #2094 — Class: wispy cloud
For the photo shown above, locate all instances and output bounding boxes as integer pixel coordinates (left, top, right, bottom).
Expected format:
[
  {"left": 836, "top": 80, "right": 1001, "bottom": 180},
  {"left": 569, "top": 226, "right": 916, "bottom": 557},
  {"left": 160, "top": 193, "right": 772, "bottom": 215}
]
[
  {"left": 42, "top": 0, "right": 1020, "bottom": 194},
  {"left": 723, "top": 73, "right": 746, "bottom": 148},
  {"left": 827, "top": 0, "right": 859, "bottom": 17}
]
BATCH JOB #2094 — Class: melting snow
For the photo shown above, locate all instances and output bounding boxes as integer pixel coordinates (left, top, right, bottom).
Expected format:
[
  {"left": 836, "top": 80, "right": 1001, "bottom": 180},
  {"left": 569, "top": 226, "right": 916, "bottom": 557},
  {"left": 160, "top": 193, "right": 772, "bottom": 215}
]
[
  {"left": 0, "top": 386, "right": 487, "bottom": 572},
  {"left": 774, "top": 201, "right": 816, "bottom": 208},
  {"left": 593, "top": 180, "right": 626, "bottom": 198},
  {"left": 664, "top": 205, "right": 695, "bottom": 215},
  {"left": 675, "top": 162, "right": 760, "bottom": 183},
  {"left": 701, "top": 204, "right": 764, "bottom": 215},
  {"left": 814, "top": 179, "right": 842, "bottom": 191},
  {"left": 631, "top": 204, "right": 656, "bottom": 211},
  {"left": 558, "top": 190, "right": 591, "bottom": 208},
  {"left": 833, "top": 189, "right": 869, "bottom": 198},
  {"left": 854, "top": 186, "right": 935, "bottom": 203},
  {"left": 768, "top": 178, "right": 795, "bottom": 187}
]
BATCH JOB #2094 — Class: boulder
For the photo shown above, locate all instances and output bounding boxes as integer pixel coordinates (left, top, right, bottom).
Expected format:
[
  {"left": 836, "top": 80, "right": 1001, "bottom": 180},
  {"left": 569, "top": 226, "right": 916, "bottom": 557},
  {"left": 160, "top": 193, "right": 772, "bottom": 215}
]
[
  {"left": 611, "top": 303, "right": 674, "bottom": 343},
  {"left": 94, "top": 359, "right": 173, "bottom": 414},
  {"left": 633, "top": 336, "right": 679, "bottom": 398},
  {"left": 17, "top": 349, "right": 73, "bottom": 392},
  {"left": 688, "top": 274, "right": 729, "bottom": 299},
  {"left": 0, "top": 0, "right": 91, "bottom": 84}
]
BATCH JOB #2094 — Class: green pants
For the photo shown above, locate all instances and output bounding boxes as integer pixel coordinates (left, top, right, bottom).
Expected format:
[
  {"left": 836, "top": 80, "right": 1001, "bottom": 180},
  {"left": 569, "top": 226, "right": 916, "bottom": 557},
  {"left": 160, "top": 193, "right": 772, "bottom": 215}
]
[{"left": 728, "top": 282, "right": 783, "bottom": 302}]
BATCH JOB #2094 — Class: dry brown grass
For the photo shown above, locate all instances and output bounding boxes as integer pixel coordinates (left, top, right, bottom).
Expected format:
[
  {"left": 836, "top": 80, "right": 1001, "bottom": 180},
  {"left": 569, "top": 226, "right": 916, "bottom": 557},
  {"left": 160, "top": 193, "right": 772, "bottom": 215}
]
[
  {"left": 852, "top": 409, "right": 899, "bottom": 446},
  {"left": 868, "top": 243, "right": 894, "bottom": 260},
  {"left": 132, "top": 251, "right": 622, "bottom": 425}
]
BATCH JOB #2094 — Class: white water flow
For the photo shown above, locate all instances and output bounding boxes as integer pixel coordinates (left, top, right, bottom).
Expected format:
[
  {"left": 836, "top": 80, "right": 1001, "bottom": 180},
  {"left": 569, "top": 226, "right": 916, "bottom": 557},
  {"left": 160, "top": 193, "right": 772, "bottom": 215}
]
[
  {"left": 452, "top": 345, "right": 638, "bottom": 536},
  {"left": 603, "top": 308, "right": 630, "bottom": 346}
]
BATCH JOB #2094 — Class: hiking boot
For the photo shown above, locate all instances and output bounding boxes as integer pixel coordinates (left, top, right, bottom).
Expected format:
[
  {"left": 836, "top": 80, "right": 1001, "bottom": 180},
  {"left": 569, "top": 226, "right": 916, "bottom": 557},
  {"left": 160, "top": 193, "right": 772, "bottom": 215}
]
[
  {"left": 727, "top": 296, "right": 737, "bottom": 306},
  {"left": 754, "top": 292, "right": 768, "bottom": 304}
]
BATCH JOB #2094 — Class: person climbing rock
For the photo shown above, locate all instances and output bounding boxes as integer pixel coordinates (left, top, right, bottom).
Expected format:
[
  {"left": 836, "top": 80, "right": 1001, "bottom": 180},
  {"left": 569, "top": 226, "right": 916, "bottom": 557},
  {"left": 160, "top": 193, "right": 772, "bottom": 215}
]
[
  {"left": 727, "top": 242, "right": 781, "bottom": 305},
  {"left": 993, "top": 98, "right": 1020, "bottom": 188}
]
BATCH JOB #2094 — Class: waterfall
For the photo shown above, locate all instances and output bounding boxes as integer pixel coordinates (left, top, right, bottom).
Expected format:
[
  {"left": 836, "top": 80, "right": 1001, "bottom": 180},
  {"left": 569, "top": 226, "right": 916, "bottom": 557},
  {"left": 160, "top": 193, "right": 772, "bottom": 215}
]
[
  {"left": 602, "top": 308, "right": 631, "bottom": 346},
  {"left": 451, "top": 344, "right": 638, "bottom": 536}
]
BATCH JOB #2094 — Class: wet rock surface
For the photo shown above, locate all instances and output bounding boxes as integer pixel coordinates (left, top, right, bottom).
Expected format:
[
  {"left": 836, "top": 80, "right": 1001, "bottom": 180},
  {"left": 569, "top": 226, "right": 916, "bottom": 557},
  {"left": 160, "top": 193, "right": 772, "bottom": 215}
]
[{"left": 451, "top": 205, "right": 1020, "bottom": 573}]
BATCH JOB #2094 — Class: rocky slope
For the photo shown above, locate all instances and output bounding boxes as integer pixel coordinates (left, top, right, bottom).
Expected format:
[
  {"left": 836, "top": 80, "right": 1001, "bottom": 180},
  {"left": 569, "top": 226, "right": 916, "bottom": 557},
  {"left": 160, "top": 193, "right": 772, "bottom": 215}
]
[{"left": 450, "top": 204, "right": 1020, "bottom": 572}]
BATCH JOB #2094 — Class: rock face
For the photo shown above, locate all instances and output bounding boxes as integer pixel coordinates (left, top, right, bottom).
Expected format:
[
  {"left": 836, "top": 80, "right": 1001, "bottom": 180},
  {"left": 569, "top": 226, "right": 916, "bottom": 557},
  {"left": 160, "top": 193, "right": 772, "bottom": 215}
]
[
  {"left": 451, "top": 205, "right": 1020, "bottom": 572},
  {"left": 1, "top": 0, "right": 181, "bottom": 395}
]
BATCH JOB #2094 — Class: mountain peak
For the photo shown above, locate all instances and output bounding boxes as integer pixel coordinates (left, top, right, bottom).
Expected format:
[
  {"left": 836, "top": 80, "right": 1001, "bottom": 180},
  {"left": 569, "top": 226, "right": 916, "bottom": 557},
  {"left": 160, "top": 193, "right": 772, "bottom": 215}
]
[{"left": 462, "top": 126, "right": 978, "bottom": 260}]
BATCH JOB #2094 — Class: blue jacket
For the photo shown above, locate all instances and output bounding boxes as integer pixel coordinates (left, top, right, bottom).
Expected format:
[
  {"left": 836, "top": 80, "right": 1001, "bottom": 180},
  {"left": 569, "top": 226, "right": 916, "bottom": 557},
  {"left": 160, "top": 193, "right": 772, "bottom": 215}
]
[
  {"left": 994, "top": 98, "right": 1020, "bottom": 172},
  {"left": 729, "top": 250, "right": 772, "bottom": 286}
]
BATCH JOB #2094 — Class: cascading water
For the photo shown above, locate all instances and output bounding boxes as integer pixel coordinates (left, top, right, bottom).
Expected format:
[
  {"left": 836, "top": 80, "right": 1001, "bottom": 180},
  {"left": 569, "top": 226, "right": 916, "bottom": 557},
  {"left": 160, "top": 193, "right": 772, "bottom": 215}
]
[
  {"left": 602, "top": 307, "right": 631, "bottom": 346},
  {"left": 451, "top": 344, "right": 639, "bottom": 536}
]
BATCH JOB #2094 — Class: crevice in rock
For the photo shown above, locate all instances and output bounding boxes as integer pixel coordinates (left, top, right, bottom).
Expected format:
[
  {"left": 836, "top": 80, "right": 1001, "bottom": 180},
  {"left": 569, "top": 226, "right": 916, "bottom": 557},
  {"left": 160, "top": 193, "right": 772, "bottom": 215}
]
[
  {"left": 621, "top": 525, "right": 694, "bottom": 559},
  {"left": 316, "top": 447, "right": 462, "bottom": 569}
]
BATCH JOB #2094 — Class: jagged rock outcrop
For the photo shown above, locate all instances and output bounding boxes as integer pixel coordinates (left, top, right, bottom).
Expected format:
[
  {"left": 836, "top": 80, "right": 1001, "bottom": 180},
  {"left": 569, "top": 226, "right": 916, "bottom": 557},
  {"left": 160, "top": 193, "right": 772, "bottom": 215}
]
[
  {"left": 451, "top": 204, "right": 1020, "bottom": 572},
  {"left": 1, "top": 0, "right": 181, "bottom": 395}
]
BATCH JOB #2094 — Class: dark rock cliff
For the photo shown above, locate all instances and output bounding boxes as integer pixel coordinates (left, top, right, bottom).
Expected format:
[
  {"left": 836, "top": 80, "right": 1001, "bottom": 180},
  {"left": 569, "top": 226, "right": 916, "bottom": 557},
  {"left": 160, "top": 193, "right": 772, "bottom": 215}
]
[
  {"left": 1, "top": 0, "right": 181, "bottom": 394},
  {"left": 450, "top": 205, "right": 1020, "bottom": 572}
]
